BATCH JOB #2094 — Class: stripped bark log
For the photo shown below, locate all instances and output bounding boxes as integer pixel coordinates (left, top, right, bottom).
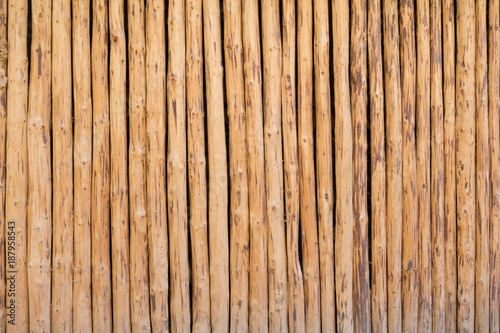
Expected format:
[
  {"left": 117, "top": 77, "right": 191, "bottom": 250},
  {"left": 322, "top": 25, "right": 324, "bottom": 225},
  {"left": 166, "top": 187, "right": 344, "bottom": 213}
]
[{"left": 0, "top": 0, "right": 6, "bottom": 328}]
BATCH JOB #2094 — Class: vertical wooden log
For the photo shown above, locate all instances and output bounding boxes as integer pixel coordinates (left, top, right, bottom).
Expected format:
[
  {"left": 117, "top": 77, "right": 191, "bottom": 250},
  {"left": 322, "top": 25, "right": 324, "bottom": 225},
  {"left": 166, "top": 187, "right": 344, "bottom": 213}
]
[
  {"left": 456, "top": 0, "right": 475, "bottom": 330},
  {"left": 332, "top": 0, "right": 354, "bottom": 330},
  {"left": 242, "top": 0, "right": 268, "bottom": 329},
  {"left": 281, "top": 0, "right": 306, "bottom": 329},
  {"left": 28, "top": 0, "right": 52, "bottom": 330},
  {"left": 5, "top": 0, "right": 29, "bottom": 330},
  {"left": 368, "top": 0, "right": 387, "bottom": 330},
  {"left": 489, "top": 0, "right": 500, "bottom": 329},
  {"left": 128, "top": 0, "right": 152, "bottom": 331},
  {"left": 443, "top": 0, "right": 457, "bottom": 330},
  {"left": 475, "top": 0, "right": 489, "bottom": 331},
  {"left": 430, "top": 0, "right": 446, "bottom": 330},
  {"left": 52, "top": 0, "right": 73, "bottom": 330},
  {"left": 298, "top": 0, "right": 321, "bottom": 330},
  {"left": 167, "top": 0, "right": 190, "bottom": 330},
  {"left": 187, "top": 0, "right": 210, "bottom": 331},
  {"left": 416, "top": 0, "right": 431, "bottom": 331},
  {"left": 314, "top": 0, "right": 335, "bottom": 330},
  {"left": 399, "top": 0, "right": 418, "bottom": 330},
  {"left": 91, "top": 0, "right": 112, "bottom": 330},
  {"left": 73, "top": 0, "right": 93, "bottom": 330},
  {"left": 223, "top": 0, "right": 250, "bottom": 330},
  {"left": 110, "top": 0, "right": 132, "bottom": 330},
  {"left": 0, "top": 0, "right": 6, "bottom": 328},
  {"left": 382, "top": 0, "right": 403, "bottom": 329},
  {"left": 350, "top": 0, "right": 370, "bottom": 330},
  {"left": 146, "top": 0, "right": 169, "bottom": 329},
  {"left": 203, "top": 0, "right": 230, "bottom": 330},
  {"left": 262, "top": 0, "right": 287, "bottom": 330}
]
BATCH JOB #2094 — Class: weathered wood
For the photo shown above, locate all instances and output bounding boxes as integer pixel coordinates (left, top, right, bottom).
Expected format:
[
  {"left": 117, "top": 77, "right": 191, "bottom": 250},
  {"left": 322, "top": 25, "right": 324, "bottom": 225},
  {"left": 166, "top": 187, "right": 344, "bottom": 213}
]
[{"left": 0, "top": 0, "right": 6, "bottom": 328}]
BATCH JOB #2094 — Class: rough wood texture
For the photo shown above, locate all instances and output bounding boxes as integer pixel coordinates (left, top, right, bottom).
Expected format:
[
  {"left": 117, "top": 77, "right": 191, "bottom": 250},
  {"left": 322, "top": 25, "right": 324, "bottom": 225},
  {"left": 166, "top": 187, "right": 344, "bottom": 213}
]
[
  {"left": 368, "top": 0, "right": 387, "bottom": 330},
  {"left": 110, "top": 0, "right": 132, "bottom": 330},
  {"left": 298, "top": 0, "right": 321, "bottom": 330},
  {"left": 146, "top": 0, "right": 169, "bottom": 330},
  {"left": 456, "top": 0, "right": 476, "bottom": 330},
  {"left": 332, "top": 0, "right": 354, "bottom": 331},
  {"left": 223, "top": 0, "right": 250, "bottom": 330},
  {"left": 127, "top": 0, "right": 151, "bottom": 331},
  {"left": 262, "top": 0, "right": 287, "bottom": 330},
  {"left": 443, "top": 0, "right": 457, "bottom": 330},
  {"left": 350, "top": 0, "right": 370, "bottom": 330},
  {"left": 0, "top": 0, "right": 6, "bottom": 328},
  {"left": 72, "top": 0, "right": 93, "bottom": 330},
  {"left": 382, "top": 0, "right": 403, "bottom": 329},
  {"left": 27, "top": 0, "right": 52, "bottom": 330},
  {"left": 187, "top": 0, "right": 210, "bottom": 331},
  {"left": 52, "top": 0, "right": 73, "bottom": 330},
  {"left": 416, "top": 0, "right": 431, "bottom": 331},
  {"left": 430, "top": 0, "right": 446, "bottom": 330},
  {"left": 475, "top": 0, "right": 489, "bottom": 331},
  {"left": 203, "top": 0, "right": 230, "bottom": 330},
  {"left": 281, "top": 0, "right": 306, "bottom": 329},
  {"left": 5, "top": 0, "right": 29, "bottom": 330}
]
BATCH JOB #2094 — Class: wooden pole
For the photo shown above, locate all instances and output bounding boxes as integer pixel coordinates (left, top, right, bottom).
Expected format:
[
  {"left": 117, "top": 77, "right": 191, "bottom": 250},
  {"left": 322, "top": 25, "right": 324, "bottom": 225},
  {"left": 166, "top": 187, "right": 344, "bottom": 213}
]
[
  {"left": 416, "top": 0, "right": 431, "bottom": 331},
  {"left": 146, "top": 0, "right": 169, "bottom": 329},
  {"left": 332, "top": 0, "right": 354, "bottom": 330},
  {"left": 28, "top": 0, "right": 52, "bottom": 330},
  {"left": 456, "top": 0, "right": 476, "bottom": 330},
  {"left": 5, "top": 0, "right": 29, "bottom": 330},
  {"left": 52, "top": 0, "right": 73, "bottom": 330},
  {"left": 91, "top": 0, "right": 112, "bottom": 330},
  {"left": 475, "top": 0, "right": 490, "bottom": 331},
  {"left": 223, "top": 0, "right": 250, "bottom": 330},
  {"left": 351, "top": 0, "right": 370, "bottom": 330},
  {"left": 242, "top": 0, "right": 268, "bottom": 329},
  {"left": 382, "top": 0, "right": 403, "bottom": 329},
  {"left": 314, "top": 0, "right": 335, "bottom": 329},
  {"left": 127, "top": 0, "right": 151, "bottom": 331},
  {"left": 399, "top": 0, "right": 418, "bottom": 330},
  {"left": 443, "top": 0, "right": 457, "bottom": 330},
  {"left": 167, "top": 0, "right": 190, "bottom": 329},
  {"left": 110, "top": 0, "right": 132, "bottom": 330},
  {"left": 203, "top": 0, "right": 230, "bottom": 330},
  {"left": 72, "top": 0, "right": 93, "bottom": 330},
  {"left": 0, "top": 0, "right": 6, "bottom": 327},
  {"left": 281, "top": 0, "right": 306, "bottom": 329},
  {"left": 298, "top": 0, "right": 321, "bottom": 329},
  {"left": 262, "top": 0, "right": 287, "bottom": 330},
  {"left": 489, "top": 0, "right": 500, "bottom": 329},
  {"left": 368, "top": 0, "right": 387, "bottom": 330},
  {"left": 430, "top": 0, "right": 446, "bottom": 330},
  {"left": 187, "top": 0, "right": 210, "bottom": 330}
]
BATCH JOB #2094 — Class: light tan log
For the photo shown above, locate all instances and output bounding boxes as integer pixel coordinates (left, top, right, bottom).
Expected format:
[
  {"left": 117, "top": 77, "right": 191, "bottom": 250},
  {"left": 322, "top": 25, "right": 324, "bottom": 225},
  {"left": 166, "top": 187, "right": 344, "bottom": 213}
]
[
  {"left": 127, "top": 0, "right": 151, "bottom": 331},
  {"left": 223, "top": 0, "right": 250, "bottom": 330},
  {"left": 27, "top": 0, "right": 52, "bottom": 330},
  {"left": 52, "top": 0, "right": 73, "bottom": 330},
  {"left": 382, "top": 0, "right": 403, "bottom": 329},
  {"left": 242, "top": 0, "right": 268, "bottom": 330},
  {"left": 430, "top": 0, "right": 446, "bottom": 330},
  {"left": 0, "top": 0, "right": 6, "bottom": 328},
  {"left": 5, "top": 0, "right": 29, "bottom": 330},
  {"left": 443, "top": 0, "right": 457, "bottom": 330},
  {"left": 368, "top": 0, "right": 387, "bottom": 330},
  {"left": 332, "top": 0, "right": 354, "bottom": 330},
  {"left": 416, "top": 0, "right": 431, "bottom": 331},
  {"left": 187, "top": 0, "right": 210, "bottom": 331},
  {"left": 351, "top": 0, "right": 370, "bottom": 330},
  {"left": 456, "top": 0, "right": 476, "bottom": 330},
  {"left": 489, "top": 0, "right": 500, "bottom": 329},
  {"left": 262, "top": 0, "right": 287, "bottom": 330},
  {"left": 110, "top": 0, "right": 132, "bottom": 330},
  {"left": 72, "top": 0, "right": 93, "bottom": 330},
  {"left": 281, "top": 0, "right": 306, "bottom": 329},
  {"left": 146, "top": 0, "right": 169, "bottom": 330}
]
